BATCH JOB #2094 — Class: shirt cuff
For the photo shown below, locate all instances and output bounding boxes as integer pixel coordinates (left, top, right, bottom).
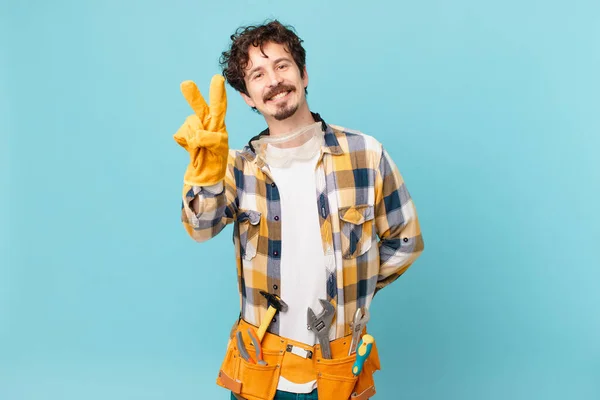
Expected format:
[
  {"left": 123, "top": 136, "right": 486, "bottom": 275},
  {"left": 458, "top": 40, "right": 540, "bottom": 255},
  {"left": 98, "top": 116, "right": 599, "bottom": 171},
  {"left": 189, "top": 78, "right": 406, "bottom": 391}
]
[{"left": 202, "top": 181, "right": 224, "bottom": 195}]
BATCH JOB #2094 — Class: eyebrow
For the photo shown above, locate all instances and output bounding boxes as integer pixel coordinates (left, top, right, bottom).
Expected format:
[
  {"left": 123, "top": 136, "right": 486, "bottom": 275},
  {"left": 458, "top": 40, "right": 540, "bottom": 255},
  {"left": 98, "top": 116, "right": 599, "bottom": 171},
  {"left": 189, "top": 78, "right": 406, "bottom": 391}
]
[{"left": 247, "top": 57, "right": 293, "bottom": 76}]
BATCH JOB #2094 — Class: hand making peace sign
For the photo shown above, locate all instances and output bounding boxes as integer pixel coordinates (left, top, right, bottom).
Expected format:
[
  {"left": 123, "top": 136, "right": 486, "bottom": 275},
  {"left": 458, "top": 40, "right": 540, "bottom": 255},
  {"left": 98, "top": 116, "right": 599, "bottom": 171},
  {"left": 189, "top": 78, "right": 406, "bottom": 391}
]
[{"left": 174, "top": 75, "right": 229, "bottom": 187}]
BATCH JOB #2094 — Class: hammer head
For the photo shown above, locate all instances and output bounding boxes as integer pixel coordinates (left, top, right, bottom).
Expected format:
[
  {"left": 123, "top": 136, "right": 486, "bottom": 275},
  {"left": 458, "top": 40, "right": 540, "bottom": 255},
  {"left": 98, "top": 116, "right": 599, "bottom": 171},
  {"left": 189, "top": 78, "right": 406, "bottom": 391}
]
[{"left": 260, "top": 290, "right": 288, "bottom": 312}]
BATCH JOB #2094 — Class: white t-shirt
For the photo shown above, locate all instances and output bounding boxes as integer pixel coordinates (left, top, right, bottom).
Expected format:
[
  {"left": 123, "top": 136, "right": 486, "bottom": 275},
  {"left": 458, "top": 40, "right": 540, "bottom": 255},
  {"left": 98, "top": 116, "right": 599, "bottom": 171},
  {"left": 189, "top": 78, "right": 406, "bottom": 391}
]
[{"left": 266, "top": 143, "right": 327, "bottom": 393}]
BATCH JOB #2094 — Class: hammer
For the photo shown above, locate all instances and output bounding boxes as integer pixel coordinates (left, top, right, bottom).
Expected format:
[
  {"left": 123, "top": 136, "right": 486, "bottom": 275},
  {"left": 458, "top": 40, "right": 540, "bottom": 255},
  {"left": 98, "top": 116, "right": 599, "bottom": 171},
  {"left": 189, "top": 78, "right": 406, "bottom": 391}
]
[{"left": 257, "top": 290, "right": 288, "bottom": 342}]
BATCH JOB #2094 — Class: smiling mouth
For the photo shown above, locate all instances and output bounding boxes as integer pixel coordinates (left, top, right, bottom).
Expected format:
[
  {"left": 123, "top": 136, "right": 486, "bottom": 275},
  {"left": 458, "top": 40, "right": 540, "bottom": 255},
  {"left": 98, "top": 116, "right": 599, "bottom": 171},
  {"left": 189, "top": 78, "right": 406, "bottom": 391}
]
[{"left": 267, "top": 90, "right": 292, "bottom": 102}]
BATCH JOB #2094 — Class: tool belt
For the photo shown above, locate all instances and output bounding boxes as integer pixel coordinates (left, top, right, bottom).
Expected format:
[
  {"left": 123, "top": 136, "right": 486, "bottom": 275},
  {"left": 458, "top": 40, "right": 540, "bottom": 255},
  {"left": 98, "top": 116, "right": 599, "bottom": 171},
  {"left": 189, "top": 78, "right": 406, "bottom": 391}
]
[{"left": 216, "top": 318, "right": 381, "bottom": 400}]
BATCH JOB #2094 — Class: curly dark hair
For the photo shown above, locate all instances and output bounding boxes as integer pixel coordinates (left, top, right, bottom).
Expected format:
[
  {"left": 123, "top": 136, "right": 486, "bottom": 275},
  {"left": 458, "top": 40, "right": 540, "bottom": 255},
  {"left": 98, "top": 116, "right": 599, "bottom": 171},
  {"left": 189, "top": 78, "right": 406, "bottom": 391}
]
[{"left": 219, "top": 20, "right": 307, "bottom": 97}]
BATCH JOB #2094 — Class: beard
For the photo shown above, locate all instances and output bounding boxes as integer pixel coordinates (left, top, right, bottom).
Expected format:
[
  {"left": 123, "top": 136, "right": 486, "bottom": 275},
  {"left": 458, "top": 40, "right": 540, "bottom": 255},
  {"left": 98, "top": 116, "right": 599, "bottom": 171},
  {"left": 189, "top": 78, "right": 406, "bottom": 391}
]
[{"left": 272, "top": 102, "right": 300, "bottom": 121}]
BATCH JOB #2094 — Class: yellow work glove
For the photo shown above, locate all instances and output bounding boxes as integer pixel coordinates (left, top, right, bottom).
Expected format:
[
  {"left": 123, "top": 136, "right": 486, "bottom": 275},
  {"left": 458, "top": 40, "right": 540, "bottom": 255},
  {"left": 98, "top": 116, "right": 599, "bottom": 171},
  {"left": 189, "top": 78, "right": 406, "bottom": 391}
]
[{"left": 174, "top": 75, "right": 228, "bottom": 187}]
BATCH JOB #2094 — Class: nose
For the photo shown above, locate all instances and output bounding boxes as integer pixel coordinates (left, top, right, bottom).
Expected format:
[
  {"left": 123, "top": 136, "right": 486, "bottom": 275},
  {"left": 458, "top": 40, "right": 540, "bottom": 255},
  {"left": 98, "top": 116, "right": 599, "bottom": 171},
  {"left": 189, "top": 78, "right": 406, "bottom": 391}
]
[{"left": 267, "top": 69, "right": 283, "bottom": 87}]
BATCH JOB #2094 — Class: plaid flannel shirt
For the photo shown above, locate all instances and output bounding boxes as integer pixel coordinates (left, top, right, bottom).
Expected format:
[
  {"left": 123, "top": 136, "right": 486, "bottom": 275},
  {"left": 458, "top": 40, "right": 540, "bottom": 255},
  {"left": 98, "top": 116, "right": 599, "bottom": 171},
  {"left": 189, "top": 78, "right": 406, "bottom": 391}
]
[{"left": 180, "top": 113, "right": 424, "bottom": 339}]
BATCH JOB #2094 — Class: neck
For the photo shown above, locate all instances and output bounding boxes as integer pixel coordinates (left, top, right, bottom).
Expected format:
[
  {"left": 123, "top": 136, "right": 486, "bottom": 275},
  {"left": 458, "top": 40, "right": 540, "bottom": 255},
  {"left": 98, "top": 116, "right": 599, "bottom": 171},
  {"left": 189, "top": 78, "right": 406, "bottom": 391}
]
[{"left": 265, "top": 103, "right": 315, "bottom": 136}]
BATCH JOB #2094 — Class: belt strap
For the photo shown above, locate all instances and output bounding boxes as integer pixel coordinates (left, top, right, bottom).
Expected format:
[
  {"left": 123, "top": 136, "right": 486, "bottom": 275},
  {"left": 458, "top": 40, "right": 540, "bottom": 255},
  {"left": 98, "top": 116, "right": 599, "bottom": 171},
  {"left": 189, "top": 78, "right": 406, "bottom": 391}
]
[
  {"left": 218, "top": 369, "right": 242, "bottom": 393},
  {"left": 352, "top": 386, "right": 376, "bottom": 400}
]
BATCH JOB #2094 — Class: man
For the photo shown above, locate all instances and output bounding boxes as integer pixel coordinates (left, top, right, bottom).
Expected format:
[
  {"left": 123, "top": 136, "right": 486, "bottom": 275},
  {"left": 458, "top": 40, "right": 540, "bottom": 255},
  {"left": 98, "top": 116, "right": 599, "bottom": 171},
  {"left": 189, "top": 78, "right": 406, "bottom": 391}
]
[{"left": 174, "top": 20, "right": 424, "bottom": 400}]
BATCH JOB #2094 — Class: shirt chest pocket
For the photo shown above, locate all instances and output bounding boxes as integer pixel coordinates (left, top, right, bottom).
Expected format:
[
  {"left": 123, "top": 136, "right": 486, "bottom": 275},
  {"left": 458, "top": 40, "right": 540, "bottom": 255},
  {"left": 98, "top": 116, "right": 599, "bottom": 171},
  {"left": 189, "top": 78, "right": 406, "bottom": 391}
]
[
  {"left": 237, "top": 209, "right": 262, "bottom": 261},
  {"left": 339, "top": 204, "right": 375, "bottom": 259}
]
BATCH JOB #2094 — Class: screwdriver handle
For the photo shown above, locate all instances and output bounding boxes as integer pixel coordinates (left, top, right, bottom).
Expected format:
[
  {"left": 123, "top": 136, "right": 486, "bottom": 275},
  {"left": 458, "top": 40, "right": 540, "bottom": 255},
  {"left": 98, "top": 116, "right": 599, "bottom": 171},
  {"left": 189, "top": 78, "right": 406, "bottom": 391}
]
[{"left": 352, "top": 334, "right": 374, "bottom": 376}]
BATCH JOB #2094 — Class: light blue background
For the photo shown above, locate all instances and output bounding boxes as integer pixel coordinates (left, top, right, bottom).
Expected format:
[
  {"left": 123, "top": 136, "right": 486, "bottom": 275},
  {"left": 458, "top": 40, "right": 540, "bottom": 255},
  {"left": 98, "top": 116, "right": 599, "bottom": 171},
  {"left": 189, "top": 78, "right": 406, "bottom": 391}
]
[{"left": 2, "top": 0, "right": 599, "bottom": 399}]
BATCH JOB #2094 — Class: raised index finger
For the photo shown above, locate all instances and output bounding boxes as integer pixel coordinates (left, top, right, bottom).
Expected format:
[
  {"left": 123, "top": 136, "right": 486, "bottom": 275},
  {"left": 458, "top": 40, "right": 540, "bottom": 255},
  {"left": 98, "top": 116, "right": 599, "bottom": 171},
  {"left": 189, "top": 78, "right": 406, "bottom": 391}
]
[{"left": 180, "top": 80, "right": 209, "bottom": 123}]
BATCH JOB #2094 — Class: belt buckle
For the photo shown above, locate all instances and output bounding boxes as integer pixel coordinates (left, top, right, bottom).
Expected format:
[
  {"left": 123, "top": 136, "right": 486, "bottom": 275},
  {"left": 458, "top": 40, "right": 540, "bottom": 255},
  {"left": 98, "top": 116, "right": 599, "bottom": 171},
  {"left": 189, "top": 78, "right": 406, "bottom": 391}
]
[{"left": 286, "top": 344, "right": 313, "bottom": 359}]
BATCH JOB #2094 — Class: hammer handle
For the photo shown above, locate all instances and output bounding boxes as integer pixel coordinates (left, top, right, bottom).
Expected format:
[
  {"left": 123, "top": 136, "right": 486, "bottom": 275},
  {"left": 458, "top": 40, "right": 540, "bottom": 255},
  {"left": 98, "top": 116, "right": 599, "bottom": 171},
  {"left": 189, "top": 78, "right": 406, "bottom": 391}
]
[{"left": 257, "top": 306, "right": 277, "bottom": 341}]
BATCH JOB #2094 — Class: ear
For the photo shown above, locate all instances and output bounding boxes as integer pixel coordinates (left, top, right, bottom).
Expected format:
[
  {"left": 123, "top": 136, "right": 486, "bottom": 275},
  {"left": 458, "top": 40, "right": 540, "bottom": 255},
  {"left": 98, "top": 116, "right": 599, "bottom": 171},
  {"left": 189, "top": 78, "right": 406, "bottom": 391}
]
[
  {"left": 240, "top": 92, "right": 256, "bottom": 108},
  {"left": 302, "top": 66, "right": 309, "bottom": 89}
]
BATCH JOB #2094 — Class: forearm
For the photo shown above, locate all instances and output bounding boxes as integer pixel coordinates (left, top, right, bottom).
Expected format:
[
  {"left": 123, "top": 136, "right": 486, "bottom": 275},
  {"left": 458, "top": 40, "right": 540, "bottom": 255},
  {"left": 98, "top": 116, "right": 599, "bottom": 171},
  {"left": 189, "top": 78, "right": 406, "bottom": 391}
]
[
  {"left": 180, "top": 151, "right": 238, "bottom": 242},
  {"left": 374, "top": 148, "right": 424, "bottom": 293},
  {"left": 377, "top": 200, "right": 424, "bottom": 291},
  {"left": 181, "top": 182, "right": 232, "bottom": 242}
]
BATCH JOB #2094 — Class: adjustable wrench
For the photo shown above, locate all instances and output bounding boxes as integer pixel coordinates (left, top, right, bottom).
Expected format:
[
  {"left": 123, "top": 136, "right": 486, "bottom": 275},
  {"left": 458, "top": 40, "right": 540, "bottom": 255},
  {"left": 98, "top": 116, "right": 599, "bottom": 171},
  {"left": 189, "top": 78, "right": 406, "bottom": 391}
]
[
  {"left": 348, "top": 307, "right": 370, "bottom": 355},
  {"left": 307, "top": 299, "right": 336, "bottom": 359}
]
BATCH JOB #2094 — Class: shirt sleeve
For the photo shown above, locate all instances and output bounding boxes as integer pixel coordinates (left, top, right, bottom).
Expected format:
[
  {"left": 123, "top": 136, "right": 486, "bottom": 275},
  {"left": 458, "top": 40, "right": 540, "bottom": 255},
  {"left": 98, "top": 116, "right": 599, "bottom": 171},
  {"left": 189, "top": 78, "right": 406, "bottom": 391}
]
[
  {"left": 180, "top": 149, "right": 238, "bottom": 242},
  {"left": 373, "top": 147, "right": 424, "bottom": 294}
]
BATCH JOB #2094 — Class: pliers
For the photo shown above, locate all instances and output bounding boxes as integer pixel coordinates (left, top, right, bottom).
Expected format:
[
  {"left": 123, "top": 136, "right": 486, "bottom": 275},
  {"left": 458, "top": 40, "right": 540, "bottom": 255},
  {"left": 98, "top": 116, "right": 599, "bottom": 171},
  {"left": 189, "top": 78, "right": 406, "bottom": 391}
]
[{"left": 236, "top": 328, "right": 267, "bottom": 365}]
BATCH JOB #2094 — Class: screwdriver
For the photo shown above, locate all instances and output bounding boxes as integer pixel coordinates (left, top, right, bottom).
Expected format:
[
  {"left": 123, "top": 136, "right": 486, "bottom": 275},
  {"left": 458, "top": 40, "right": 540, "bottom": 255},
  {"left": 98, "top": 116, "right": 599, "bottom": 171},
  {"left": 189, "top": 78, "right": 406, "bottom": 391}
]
[{"left": 352, "top": 334, "right": 374, "bottom": 376}]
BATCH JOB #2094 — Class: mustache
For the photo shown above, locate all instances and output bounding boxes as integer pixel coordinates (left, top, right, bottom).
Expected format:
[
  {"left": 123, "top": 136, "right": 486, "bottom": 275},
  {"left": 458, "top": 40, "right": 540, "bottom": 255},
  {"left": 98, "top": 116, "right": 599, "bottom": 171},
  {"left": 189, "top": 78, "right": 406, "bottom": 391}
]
[{"left": 264, "top": 84, "right": 295, "bottom": 101}]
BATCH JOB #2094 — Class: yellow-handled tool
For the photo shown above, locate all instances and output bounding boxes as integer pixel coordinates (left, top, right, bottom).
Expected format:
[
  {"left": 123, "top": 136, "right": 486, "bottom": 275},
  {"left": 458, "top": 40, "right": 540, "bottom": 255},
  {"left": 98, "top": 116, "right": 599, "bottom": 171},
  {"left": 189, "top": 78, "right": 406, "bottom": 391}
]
[
  {"left": 257, "top": 291, "right": 288, "bottom": 342},
  {"left": 352, "top": 334, "right": 375, "bottom": 376}
]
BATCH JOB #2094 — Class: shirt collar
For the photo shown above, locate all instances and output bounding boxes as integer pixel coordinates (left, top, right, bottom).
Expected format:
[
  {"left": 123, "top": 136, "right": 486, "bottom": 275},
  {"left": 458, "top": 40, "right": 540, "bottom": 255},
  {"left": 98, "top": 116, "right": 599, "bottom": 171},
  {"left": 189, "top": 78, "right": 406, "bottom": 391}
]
[{"left": 242, "top": 112, "right": 343, "bottom": 161}]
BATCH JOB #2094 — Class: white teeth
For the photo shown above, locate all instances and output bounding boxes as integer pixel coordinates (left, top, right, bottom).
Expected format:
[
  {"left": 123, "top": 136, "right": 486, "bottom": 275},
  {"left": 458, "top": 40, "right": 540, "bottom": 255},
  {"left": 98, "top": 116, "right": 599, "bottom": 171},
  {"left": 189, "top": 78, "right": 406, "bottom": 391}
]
[{"left": 271, "top": 91, "right": 288, "bottom": 100}]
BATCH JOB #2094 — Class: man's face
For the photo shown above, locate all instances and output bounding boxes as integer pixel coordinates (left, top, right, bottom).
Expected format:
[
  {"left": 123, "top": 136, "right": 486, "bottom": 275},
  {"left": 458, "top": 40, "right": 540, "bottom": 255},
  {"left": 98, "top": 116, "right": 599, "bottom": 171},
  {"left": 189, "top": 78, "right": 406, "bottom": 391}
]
[{"left": 241, "top": 41, "right": 308, "bottom": 121}]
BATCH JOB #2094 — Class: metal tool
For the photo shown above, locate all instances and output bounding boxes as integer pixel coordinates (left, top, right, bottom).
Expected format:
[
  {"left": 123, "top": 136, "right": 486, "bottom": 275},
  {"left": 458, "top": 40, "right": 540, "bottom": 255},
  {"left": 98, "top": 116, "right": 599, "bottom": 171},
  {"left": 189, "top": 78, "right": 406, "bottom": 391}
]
[
  {"left": 257, "top": 290, "right": 288, "bottom": 342},
  {"left": 247, "top": 328, "right": 267, "bottom": 365},
  {"left": 236, "top": 329, "right": 267, "bottom": 366},
  {"left": 236, "top": 331, "right": 254, "bottom": 364},
  {"left": 307, "top": 299, "right": 336, "bottom": 359},
  {"left": 352, "top": 334, "right": 375, "bottom": 376},
  {"left": 348, "top": 307, "right": 370, "bottom": 356}
]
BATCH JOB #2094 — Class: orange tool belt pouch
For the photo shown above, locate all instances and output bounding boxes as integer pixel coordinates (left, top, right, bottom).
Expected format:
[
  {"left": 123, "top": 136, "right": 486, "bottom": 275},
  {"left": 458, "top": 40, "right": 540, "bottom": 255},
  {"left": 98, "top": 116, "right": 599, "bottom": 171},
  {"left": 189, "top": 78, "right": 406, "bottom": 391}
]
[{"left": 216, "top": 318, "right": 381, "bottom": 400}]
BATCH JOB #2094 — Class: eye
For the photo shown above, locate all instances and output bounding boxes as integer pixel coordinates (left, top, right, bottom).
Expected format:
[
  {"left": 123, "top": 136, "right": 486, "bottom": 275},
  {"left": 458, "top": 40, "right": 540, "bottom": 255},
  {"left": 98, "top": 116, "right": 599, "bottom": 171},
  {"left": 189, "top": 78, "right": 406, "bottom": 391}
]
[
  {"left": 252, "top": 72, "right": 263, "bottom": 80},
  {"left": 277, "top": 64, "right": 288, "bottom": 70}
]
